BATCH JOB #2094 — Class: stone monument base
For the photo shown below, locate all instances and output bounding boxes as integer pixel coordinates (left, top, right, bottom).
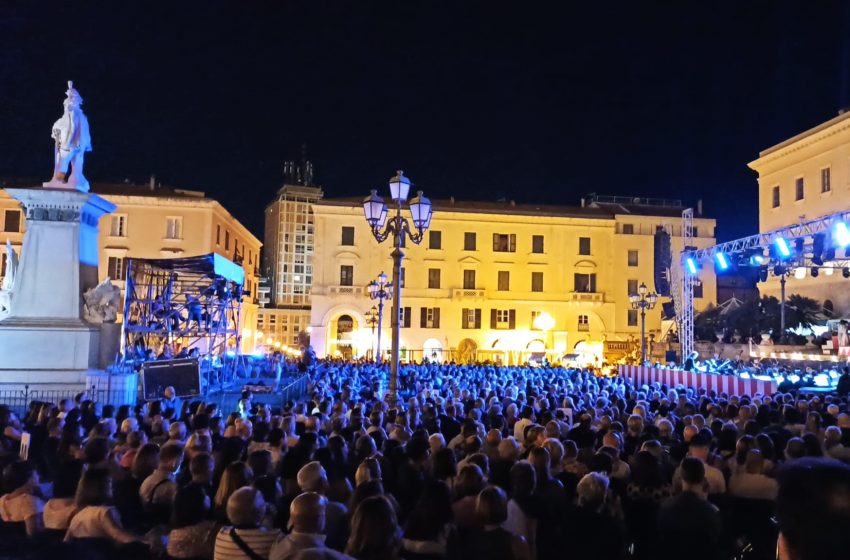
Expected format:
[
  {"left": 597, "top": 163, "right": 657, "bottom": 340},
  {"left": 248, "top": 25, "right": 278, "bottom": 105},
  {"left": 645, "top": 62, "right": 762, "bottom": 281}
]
[{"left": 0, "top": 317, "right": 100, "bottom": 392}]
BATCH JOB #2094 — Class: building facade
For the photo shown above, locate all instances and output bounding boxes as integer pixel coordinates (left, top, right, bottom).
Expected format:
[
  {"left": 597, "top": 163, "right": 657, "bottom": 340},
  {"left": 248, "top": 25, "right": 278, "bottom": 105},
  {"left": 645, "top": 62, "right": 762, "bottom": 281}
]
[
  {"left": 258, "top": 183, "right": 323, "bottom": 350},
  {"left": 0, "top": 180, "right": 262, "bottom": 351},
  {"left": 749, "top": 110, "right": 850, "bottom": 313},
  {"left": 307, "top": 196, "right": 717, "bottom": 364}
]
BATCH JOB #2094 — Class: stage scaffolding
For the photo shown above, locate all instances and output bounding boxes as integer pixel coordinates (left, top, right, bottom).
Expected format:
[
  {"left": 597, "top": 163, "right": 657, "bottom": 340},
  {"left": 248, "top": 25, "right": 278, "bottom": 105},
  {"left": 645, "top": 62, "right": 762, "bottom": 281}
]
[
  {"left": 121, "top": 253, "right": 246, "bottom": 391},
  {"left": 680, "top": 208, "right": 850, "bottom": 353}
]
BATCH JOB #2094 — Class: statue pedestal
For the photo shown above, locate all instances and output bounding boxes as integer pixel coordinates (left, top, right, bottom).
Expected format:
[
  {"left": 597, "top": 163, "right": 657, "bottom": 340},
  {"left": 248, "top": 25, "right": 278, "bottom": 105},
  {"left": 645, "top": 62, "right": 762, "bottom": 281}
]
[{"left": 0, "top": 187, "right": 115, "bottom": 392}]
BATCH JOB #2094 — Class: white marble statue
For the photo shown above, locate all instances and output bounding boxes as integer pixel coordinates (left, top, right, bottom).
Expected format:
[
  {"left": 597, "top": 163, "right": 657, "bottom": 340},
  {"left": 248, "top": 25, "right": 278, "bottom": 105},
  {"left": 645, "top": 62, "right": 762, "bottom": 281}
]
[
  {"left": 83, "top": 277, "right": 122, "bottom": 323},
  {"left": 0, "top": 240, "right": 18, "bottom": 316},
  {"left": 44, "top": 81, "right": 92, "bottom": 192}
]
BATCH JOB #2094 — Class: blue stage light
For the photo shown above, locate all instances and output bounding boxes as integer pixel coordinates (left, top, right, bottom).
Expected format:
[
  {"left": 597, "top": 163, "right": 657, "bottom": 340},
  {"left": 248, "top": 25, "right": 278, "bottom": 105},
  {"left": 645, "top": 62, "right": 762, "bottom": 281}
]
[
  {"left": 774, "top": 237, "right": 792, "bottom": 258},
  {"left": 714, "top": 252, "right": 729, "bottom": 271},
  {"left": 834, "top": 222, "right": 850, "bottom": 248},
  {"left": 686, "top": 257, "right": 698, "bottom": 275}
]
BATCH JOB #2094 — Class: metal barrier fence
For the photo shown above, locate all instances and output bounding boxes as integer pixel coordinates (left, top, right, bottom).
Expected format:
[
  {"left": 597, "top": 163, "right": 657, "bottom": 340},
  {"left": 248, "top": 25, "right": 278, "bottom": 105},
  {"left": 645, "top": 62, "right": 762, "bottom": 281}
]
[{"left": 0, "top": 387, "right": 138, "bottom": 417}]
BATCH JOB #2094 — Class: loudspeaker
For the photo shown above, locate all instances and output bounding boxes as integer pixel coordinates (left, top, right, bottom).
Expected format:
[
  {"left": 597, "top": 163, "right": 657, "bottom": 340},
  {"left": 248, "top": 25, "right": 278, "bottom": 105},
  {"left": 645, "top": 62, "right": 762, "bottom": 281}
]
[
  {"left": 665, "top": 350, "right": 678, "bottom": 364},
  {"left": 654, "top": 229, "right": 672, "bottom": 296},
  {"left": 141, "top": 359, "right": 201, "bottom": 400}
]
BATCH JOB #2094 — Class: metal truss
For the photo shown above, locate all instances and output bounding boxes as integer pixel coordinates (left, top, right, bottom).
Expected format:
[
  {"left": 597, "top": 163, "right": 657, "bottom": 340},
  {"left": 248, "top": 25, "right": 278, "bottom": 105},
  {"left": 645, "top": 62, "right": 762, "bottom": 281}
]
[{"left": 679, "top": 208, "right": 695, "bottom": 360}]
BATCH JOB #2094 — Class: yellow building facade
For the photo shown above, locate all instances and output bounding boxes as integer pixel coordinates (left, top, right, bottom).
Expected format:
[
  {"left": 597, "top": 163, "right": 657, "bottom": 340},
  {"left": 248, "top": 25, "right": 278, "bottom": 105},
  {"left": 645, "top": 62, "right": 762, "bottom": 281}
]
[
  {"left": 0, "top": 181, "right": 262, "bottom": 351},
  {"left": 307, "top": 196, "right": 716, "bottom": 364},
  {"left": 749, "top": 110, "right": 850, "bottom": 313}
]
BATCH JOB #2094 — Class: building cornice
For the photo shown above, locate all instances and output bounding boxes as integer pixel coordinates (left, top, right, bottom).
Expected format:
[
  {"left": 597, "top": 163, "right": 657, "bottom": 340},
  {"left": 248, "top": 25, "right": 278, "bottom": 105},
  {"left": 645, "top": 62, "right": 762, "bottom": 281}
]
[{"left": 749, "top": 111, "right": 850, "bottom": 171}]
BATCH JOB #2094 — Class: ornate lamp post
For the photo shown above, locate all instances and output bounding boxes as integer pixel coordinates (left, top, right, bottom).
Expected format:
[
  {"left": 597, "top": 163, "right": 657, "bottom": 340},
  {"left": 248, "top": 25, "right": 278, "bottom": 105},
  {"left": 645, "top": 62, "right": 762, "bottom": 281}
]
[
  {"left": 364, "top": 305, "right": 378, "bottom": 360},
  {"left": 363, "top": 171, "right": 432, "bottom": 405},
  {"left": 366, "top": 271, "right": 392, "bottom": 364},
  {"left": 629, "top": 282, "right": 658, "bottom": 365}
]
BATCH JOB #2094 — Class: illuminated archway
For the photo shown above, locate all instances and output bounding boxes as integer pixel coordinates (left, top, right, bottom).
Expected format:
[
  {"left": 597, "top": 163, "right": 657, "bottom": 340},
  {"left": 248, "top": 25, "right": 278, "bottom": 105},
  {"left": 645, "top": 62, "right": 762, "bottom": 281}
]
[{"left": 423, "top": 338, "right": 444, "bottom": 362}]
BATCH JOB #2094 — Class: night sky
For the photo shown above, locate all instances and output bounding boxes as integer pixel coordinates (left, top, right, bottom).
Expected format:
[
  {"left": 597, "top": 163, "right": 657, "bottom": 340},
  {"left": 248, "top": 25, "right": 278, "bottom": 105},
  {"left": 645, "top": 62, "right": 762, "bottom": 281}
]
[{"left": 2, "top": 1, "right": 849, "bottom": 242}]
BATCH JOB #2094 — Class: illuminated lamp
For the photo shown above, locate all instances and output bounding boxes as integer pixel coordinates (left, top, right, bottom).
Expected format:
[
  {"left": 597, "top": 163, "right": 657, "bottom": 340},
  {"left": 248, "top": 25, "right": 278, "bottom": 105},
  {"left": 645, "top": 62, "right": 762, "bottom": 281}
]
[
  {"left": 685, "top": 257, "right": 699, "bottom": 275},
  {"left": 835, "top": 221, "right": 850, "bottom": 248},
  {"left": 794, "top": 267, "right": 806, "bottom": 280},
  {"left": 714, "top": 252, "right": 730, "bottom": 271},
  {"left": 774, "top": 237, "right": 792, "bottom": 259}
]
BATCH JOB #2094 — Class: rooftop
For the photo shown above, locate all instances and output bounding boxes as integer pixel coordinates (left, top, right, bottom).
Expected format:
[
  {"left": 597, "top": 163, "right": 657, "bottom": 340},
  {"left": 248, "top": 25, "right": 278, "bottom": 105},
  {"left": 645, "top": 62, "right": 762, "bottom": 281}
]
[
  {"left": 757, "top": 109, "right": 850, "bottom": 158},
  {"left": 0, "top": 177, "right": 208, "bottom": 200}
]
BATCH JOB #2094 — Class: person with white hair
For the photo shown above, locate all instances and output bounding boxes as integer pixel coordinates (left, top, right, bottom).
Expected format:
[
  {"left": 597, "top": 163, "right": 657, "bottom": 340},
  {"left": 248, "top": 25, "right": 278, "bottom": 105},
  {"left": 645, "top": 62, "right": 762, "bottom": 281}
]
[
  {"left": 214, "top": 486, "right": 281, "bottom": 560},
  {"left": 297, "top": 461, "right": 348, "bottom": 551}
]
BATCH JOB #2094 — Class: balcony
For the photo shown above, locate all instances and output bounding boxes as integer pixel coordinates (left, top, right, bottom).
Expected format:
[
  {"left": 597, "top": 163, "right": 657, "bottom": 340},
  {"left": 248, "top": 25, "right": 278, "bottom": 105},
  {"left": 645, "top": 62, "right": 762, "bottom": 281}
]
[
  {"left": 452, "top": 288, "right": 486, "bottom": 299},
  {"left": 568, "top": 291, "right": 604, "bottom": 304},
  {"left": 327, "top": 285, "right": 364, "bottom": 297}
]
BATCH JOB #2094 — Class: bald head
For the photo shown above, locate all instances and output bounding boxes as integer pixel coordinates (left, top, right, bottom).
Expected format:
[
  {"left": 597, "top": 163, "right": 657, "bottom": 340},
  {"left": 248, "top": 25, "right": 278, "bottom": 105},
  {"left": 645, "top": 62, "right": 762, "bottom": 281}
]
[{"left": 289, "top": 491, "right": 327, "bottom": 534}]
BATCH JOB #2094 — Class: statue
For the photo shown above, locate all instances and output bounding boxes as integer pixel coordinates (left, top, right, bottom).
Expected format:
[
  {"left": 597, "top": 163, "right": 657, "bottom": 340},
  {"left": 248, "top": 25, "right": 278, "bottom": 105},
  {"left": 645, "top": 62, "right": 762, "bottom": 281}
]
[
  {"left": 0, "top": 240, "right": 18, "bottom": 316},
  {"left": 44, "top": 81, "right": 92, "bottom": 192},
  {"left": 82, "top": 277, "right": 122, "bottom": 323}
]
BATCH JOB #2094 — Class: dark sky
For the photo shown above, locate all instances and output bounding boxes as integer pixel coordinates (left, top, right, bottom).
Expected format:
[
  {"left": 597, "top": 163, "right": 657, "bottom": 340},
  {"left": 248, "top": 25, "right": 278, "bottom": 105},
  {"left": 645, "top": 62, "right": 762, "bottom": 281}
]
[{"left": 2, "top": 1, "right": 849, "bottom": 242}]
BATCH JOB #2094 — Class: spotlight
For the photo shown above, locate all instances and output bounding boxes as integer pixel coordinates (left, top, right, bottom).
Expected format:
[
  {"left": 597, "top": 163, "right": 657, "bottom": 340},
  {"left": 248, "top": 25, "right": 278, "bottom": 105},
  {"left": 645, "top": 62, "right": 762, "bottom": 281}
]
[
  {"left": 758, "top": 266, "right": 768, "bottom": 282},
  {"left": 794, "top": 267, "right": 807, "bottom": 280},
  {"left": 714, "top": 252, "right": 730, "bottom": 271},
  {"left": 825, "top": 247, "right": 836, "bottom": 261},
  {"left": 774, "top": 265, "right": 786, "bottom": 276},
  {"left": 749, "top": 253, "right": 766, "bottom": 266},
  {"left": 795, "top": 238, "right": 805, "bottom": 255},
  {"left": 835, "top": 222, "right": 850, "bottom": 248},
  {"left": 825, "top": 267, "right": 834, "bottom": 276},
  {"left": 844, "top": 267, "right": 850, "bottom": 279},
  {"left": 811, "top": 267, "right": 819, "bottom": 278},
  {"left": 774, "top": 237, "right": 792, "bottom": 259},
  {"left": 686, "top": 257, "right": 699, "bottom": 275},
  {"left": 812, "top": 234, "right": 825, "bottom": 265}
]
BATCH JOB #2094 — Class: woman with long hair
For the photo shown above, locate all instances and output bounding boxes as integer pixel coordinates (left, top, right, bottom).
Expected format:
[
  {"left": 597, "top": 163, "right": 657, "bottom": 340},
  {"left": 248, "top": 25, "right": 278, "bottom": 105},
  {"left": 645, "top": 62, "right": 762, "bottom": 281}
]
[
  {"left": 213, "top": 462, "right": 254, "bottom": 523},
  {"left": 402, "top": 480, "right": 458, "bottom": 559},
  {"left": 65, "top": 468, "right": 138, "bottom": 544},
  {"left": 167, "top": 484, "right": 219, "bottom": 559},
  {"left": 0, "top": 461, "right": 44, "bottom": 536},
  {"left": 346, "top": 495, "right": 402, "bottom": 560}
]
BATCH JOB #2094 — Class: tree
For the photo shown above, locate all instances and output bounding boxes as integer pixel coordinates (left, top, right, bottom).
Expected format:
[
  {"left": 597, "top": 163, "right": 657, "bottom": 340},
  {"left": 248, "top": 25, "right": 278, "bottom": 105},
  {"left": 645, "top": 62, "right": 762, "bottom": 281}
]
[{"left": 785, "top": 294, "right": 823, "bottom": 329}]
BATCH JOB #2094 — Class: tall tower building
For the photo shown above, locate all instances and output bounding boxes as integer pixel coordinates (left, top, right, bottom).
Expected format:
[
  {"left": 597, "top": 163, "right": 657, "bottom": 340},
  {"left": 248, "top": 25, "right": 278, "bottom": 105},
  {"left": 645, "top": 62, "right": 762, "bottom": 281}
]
[{"left": 258, "top": 157, "right": 323, "bottom": 348}]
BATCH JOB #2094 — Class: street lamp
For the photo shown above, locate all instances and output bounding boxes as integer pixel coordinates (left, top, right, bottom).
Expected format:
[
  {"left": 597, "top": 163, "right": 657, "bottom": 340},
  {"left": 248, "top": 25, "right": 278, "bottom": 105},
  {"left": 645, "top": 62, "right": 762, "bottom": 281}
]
[
  {"left": 366, "top": 272, "right": 392, "bottom": 365},
  {"left": 364, "top": 305, "right": 379, "bottom": 361},
  {"left": 363, "top": 171, "right": 432, "bottom": 405},
  {"left": 629, "top": 282, "right": 658, "bottom": 365}
]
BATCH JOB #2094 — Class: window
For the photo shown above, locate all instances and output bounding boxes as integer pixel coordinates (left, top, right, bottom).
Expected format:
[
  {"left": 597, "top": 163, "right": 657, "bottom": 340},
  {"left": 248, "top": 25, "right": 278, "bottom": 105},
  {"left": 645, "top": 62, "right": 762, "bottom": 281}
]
[
  {"left": 694, "top": 281, "right": 704, "bottom": 299},
  {"left": 532, "top": 235, "right": 544, "bottom": 254},
  {"left": 109, "top": 215, "right": 127, "bottom": 237},
  {"left": 341, "top": 226, "right": 355, "bottom": 246},
  {"left": 531, "top": 272, "right": 543, "bottom": 292},
  {"left": 692, "top": 227, "right": 699, "bottom": 238},
  {"left": 772, "top": 186, "right": 780, "bottom": 208},
  {"left": 340, "top": 265, "right": 353, "bottom": 286},
  {"left": 399, "top": 267, "right": 406, "bottom": 288},
  {"left": 3, "top": 210, "right": 21, "bottom": 233},
  {"left": 463, "top": 270, "right": 476, "bottom": 290},
  {"left": 492, "top": 233, "right": 516, "bottom": 252},
  {"left": 628, "top": 250, "right": 639, "bottom": 267},
  {"left": 628, "top": 309, "right": 638, "bottom": 327},
  {"left": 107, "top": 256, "right": 125, "bottom": 280},
  {"left": 490, "top": 309, "right": 516, "bottom": 329},
  {"left": 225, "top": 230, "right": 231, "bottom": 250},
  {"left": 822, "top": 168, "right": 831, "bottom": 193},
  {"left": 399, "top": 307, "right": 412, "bottom": 328},
  {"left": 498, "top": 271, "right": 510, "bottom": 291},
  {"left": 628, "top": 279, "right": 638, "bottom": 295},
  {"left": 578, "top": 315, "right": 589, "bottom": 332},
  {"left": 0, "top": 253, "right": 5, "bottom": 278},
  {"left": 428, "top": 268, "right": 441, "bottom": 289},
  {"left": 574, "top": 273, "right": 597, "bottom": 293},
  {"left": 579, "top": 237, "right": 591, "bottom": 255},
  {"left": 420, "top": 307, "right": 441, "bottom": 329},
  {"left": 462, "top": 308, "right": 482, "bottom": 329},
  {"left": 165, "top": 217, "right": 182, "bottom": 240},
  {"left": 216, "top": 224, "right": 221, "bottom": 245},
  {"left": 429, "top": 231, "right": 442, "bottom": 250},
  {"left": 464, "top": 232, "right": 477, "bottom": 251},
  {"left": 795, "top": 177, "right": 804, "bottom": 201},
  {"left": 531, "top": 311, "right": 542, "bottom": 330},
  {"left": 622, "top": 224, "right": 634, "bottom": 234}
]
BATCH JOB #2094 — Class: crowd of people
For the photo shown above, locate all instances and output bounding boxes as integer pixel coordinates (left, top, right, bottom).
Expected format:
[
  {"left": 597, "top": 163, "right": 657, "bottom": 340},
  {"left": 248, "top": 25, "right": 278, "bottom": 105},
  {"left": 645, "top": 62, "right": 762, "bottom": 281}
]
[{"left": 0, "top": 360, "right": 849, "bottom": 560}]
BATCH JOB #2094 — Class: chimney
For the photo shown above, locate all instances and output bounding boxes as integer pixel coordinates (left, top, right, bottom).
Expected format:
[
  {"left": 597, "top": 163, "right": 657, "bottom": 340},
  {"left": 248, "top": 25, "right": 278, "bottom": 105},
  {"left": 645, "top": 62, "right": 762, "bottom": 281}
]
[
  {"left": 450, "top": 196, "right": 455, "bottom": 205},
  {"left": 581, "top": 197, "right": 585, "bottom": 208},
  {"left": 149, "top": 175, "right": 156, "bottom": 190},
  {"left": 697, "top": 199, "right": 703, "bottom": 216},
  {"left": 510, "top": 200, "right": 516, "bottom": 207}
]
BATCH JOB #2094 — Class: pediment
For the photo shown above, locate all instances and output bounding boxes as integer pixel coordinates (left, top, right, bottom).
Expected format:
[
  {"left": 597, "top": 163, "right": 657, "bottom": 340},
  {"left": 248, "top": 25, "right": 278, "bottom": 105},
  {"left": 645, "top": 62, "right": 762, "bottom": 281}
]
[
  {"left": 334, "top": 250, "right": 360, "bottom": 260},
  {"left": 457, "top": 255, "right": 482, "bottom": 265},
  {"left": 574, "top": 259, "right": 597, "bottom": 269}
]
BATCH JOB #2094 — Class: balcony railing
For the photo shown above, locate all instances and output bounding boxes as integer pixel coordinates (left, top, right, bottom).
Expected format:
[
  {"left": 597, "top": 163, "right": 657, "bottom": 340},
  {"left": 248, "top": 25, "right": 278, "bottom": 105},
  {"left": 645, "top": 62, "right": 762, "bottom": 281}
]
[
  {"left": 577, "top": 323, "right": 590, "bottom": 332},
  {"left": 328, "top": 285, "right": 364, "bottom": 296},
  {"left": 452, "top": 288, "right": 486, "bottom": 299},
  {"left": 568, "top": 291, "right": 604, "bottom": 303}
]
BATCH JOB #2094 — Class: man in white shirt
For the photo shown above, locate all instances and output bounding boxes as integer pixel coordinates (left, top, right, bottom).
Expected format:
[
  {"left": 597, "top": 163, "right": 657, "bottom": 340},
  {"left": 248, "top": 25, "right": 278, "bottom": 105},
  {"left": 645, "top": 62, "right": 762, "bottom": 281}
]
[
  {"left": 729, "top": 449, "right": 778, "bottom": 501},
  {"left": 672, "top": 430, "right": 726, "bottom": 495}
]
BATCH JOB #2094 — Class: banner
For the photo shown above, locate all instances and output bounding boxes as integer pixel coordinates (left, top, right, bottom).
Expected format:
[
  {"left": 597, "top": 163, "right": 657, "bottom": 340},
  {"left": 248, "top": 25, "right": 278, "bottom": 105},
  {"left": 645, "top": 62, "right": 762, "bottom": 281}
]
[{"left": 619, "top": 365, "right": 777, "bottom": 396}]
